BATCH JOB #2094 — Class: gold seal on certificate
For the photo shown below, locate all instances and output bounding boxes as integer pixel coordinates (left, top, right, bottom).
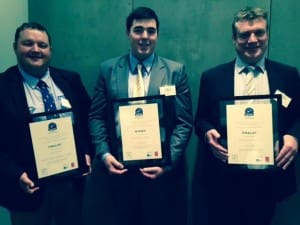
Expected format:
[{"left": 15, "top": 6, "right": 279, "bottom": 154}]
[
  {"left": 219, "top": 95, "right": 281, "bottom": 169},
  {"left": 113, "top": 95, "right": 171, "bottom": 168},
  {"left": 29, "top": 109, "right": 88, "bottom": 184}
]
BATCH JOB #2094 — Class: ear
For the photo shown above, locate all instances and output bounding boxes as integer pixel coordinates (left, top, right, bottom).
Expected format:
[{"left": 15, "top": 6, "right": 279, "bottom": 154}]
[
  {"left": 126, "top": 29, "right": 130, "bottom": 37},
  {"left": 232, "top": 35, "right": 237, "bottom": 46}
]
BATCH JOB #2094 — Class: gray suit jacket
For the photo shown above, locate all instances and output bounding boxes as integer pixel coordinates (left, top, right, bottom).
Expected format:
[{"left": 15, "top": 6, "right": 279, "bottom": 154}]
[{"left": 89, "top": 54, "right": 193, "bottom": 168}]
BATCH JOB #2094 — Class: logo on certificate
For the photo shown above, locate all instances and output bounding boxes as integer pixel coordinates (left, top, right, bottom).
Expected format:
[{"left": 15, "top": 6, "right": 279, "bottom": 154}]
[
  {"left": 135, "top": 107, "right": 144, "bottom": 117},
  {"left": 244, "top": 107, "right": 254, "bottom": 116},
  {"left": 48, "top": 122, "right": 57, "bottom": 131}
]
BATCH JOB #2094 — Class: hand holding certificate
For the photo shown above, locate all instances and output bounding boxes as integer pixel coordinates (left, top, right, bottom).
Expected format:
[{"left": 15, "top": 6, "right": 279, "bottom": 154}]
[
  {"left": 113, "top": 95, "right": 171, "bottom": 168},
  {"left": 219, "top": 95, "right": 281, "bottom": 169},
  {"left": 30, "top": 117, "right": 78, "bottom": 179},
  {"left": 29, "top": 109, "right": 88, "bottom": 184}
]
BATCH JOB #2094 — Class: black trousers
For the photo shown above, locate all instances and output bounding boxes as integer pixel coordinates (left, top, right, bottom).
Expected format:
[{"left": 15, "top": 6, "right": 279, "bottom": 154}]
[
  {"left": 204, "top": 170, "right": 277, "bottom": 225},
  {"left": 83, "top": 159, "right": 187, "bottom": 225},
  {"left": 10, "top": 180, "right": 84, "bottom": 225}
]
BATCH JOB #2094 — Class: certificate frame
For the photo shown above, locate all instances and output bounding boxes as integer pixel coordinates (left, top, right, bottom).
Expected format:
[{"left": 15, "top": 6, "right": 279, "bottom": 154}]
[
  {"left": 29, "top": 109, "right": 88, "bottom": 185},
  {"left": 112, "top": 95, "right": 171, "bottom": 168},
  {"left": 219, "top": 94, "right": 282, "bottom": 169}
]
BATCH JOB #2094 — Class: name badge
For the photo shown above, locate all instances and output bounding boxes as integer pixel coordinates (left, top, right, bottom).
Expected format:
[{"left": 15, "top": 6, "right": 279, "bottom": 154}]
[
  {"left": 160, "top": 85, "right": 176, "bottom": 96},
  {"left": 274, "top": 89, "right": 291, "bottom": 108},
  {"left": 59, "top": 97, "right": 72, "bottom": 109}
]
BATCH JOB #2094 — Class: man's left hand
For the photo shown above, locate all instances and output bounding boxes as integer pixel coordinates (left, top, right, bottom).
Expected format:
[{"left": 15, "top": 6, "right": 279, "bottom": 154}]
[
  {"left": 276, "top": 134, "right": 298, "bottom": 170},
  {"left": 82, "top": 154, "right": 92, "bottom": 176},
  {"left": 140, "top": 167, "right": 165, "bottom": 179}
]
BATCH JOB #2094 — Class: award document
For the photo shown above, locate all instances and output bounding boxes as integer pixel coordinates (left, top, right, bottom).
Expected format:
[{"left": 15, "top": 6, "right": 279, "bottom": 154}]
[
  {"left": 29, "top": 109, "right": 87, "bottom": 183},
  {"left": 219, "top": 95, "right": 281, "bottom": 169},
  {"left": 119, "top": 103, "right": 161, "bottom": 160},
  {"left": 113, "top": 95, "right": 171, "bottom": 168},
  {"left": 29, "top": 117, "right": 78, "bottom": 179}
]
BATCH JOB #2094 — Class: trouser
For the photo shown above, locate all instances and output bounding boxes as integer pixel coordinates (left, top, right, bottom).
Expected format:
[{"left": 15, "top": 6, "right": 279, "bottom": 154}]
[
  {"left": 10, "top": 180, "right": 83, "bottom": 225},
  {"left": 83, "top": 159, "right": 187, "bottom": 225}
]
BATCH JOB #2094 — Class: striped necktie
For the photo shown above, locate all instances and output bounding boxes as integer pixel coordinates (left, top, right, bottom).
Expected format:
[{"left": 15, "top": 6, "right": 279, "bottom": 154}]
[
  {"left": 244, "top": 66, "right": 259, "bottom": 95},
  {"left": 132, "top": 63, "right": 145, "bottom": 97},
  {"left": 37, "top": 80, "right": 59, "bottom": 119}
]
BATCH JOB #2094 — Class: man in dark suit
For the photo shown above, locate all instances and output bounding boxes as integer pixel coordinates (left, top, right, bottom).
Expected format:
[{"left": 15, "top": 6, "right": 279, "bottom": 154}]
[
  {"left": 0, "top": 22, "right": 91, "bottom": 225},
  {"left": 194, "top": 6, "right": 300, "bottom": 225},
  {"left": 83, "top": 6, "right": 193, "bottom": 225}
]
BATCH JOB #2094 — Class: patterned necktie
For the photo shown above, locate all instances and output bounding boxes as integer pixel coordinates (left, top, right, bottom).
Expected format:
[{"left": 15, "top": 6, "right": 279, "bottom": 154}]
[
  {"left": 244, "top": 66, "right": 259, "bottom": 95},
  {"left": 37, "top": 80, "right": 59, "bottom": 119},
  {"left": 132, "top": 63, "right": 145, "bottom": 97}
]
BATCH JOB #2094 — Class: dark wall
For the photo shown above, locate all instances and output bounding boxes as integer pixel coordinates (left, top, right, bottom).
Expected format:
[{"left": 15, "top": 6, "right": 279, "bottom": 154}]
[{"left": 27, "top": 1, "right": 300, "bottom": 225}]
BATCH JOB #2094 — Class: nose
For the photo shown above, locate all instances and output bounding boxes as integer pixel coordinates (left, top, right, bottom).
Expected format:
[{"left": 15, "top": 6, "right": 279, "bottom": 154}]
[
  {"left": 248, "top": 32, "right": 258, "bottom": 42},
  {"left": 141, "top": 30, "right": 149, "bottom": 38},
  {"left": 31, "top": 43, "right": 40, "bottom": 51}
]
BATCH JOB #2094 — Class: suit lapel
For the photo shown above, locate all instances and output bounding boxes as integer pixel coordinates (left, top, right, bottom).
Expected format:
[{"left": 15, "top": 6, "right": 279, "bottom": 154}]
[
  {"left": 148, "top": 56, "right": 164, "bottom": 96},
  {"left": 115, "top": 56, "right": 130, "bottom": 99},
  {"left": 8, "top": 67, "right": 32, "bottom": 120},
  {"left": 113, "top": 55, "right": 167, "bottom": 98},
  {"left": 50, "top": 68, "right": 72, "bottom": 100},
  {"left": 265, "top": 60, "right": 279, "bottom": 95}
]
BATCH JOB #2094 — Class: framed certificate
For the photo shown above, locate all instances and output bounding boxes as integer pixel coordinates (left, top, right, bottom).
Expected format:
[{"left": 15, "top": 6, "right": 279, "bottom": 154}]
[
  {"left": 29, "top": 109, "right": 88, "bottom": 185},
  {"left": 112, "top": 95, "right": 171, "bottom": 168},
  {"left": 219, "top": 95, "right": 282, "bottom": 169}
]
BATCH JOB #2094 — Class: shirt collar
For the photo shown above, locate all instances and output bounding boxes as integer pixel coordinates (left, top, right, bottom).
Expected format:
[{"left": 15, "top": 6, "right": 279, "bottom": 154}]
[
  {"left": 18, "top": 65, "right": 51, "bottom": 88},
  {"left": 129, "top": 53, "right": 155, "bottom": 75},
  {"left": 235, "top": 56, "right": 266, "bottom": 74}
]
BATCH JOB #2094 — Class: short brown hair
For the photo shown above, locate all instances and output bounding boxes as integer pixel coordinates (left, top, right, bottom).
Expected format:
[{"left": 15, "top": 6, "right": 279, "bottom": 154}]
[{"left": 232, "top": 6, "right": 268, "bottom": 38}]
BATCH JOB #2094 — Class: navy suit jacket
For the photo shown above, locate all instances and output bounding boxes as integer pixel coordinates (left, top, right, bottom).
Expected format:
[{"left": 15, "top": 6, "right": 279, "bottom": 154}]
[
  {"left": 0, "top": 65, "right": 91, "bottom": 210},
  {"left": 195, "top": 59, "right": 300, "bottom": 200}
]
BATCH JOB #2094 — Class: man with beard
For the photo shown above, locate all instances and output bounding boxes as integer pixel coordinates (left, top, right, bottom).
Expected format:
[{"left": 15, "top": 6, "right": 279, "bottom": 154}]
[
  {"left": 0, "top": 22, "right": 91, "bottom": 225},
  {"left": 194, "top": 6, "right": 300, "bottom": 225},
  {"left": 83, "top": 6, "right": 193, "bottom": 225}
]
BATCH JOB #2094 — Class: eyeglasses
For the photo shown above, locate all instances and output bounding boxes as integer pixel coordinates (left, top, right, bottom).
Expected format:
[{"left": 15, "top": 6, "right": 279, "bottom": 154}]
[
  {"left": 132, "top": 26, "right": 157, "bottom": 35},
  {"left": 236, "top": 29, "right": 267, "bottom": 40}
]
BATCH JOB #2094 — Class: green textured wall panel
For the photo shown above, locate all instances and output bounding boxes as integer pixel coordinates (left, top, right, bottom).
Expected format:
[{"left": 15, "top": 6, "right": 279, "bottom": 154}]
[
  {"left": 27, "top": 1, "right": 300, "bottom": 225},
  {"left": 29, "top": 0, "right": 133, "bottom": 94},
  {"left": 268, "top": 2, "right": 300, "bottom": 225},
  {"left": 269, "top": 0, "right": 300, "bottom": 71},
  {"left": 1, "top": 1, "right": 27, "bottom": 224},
  {"left": 0, "top": 0, "right": 28, "bottom": 72}
]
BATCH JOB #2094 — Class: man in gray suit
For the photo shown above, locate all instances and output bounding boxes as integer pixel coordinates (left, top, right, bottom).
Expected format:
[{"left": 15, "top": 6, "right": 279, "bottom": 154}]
[{"left": 83, "top": 6, "right": 193, "bottom": 225}]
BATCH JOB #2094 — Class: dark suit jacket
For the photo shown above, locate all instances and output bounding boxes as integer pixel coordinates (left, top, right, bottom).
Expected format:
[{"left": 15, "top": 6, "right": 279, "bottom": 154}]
[
  {"left": 0, "top": 65, "right": 91, "bottom": 210},
  {"left": 89, "top": 54, "right": 193, "bottom": 169},
  {"left": 194, "top": 59, "right": 300, "bottom": 200}
]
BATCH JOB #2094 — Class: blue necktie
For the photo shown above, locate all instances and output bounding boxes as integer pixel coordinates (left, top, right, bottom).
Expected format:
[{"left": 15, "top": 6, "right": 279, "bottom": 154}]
[{"left": 37, "top": 80, "right": 59, "bottom": 119}]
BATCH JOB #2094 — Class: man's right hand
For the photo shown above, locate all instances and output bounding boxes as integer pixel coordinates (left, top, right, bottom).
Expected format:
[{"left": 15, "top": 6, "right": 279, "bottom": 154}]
[
  {"left": 205, "top": 129, "right": 228, "bottom": 162},
  {"left": 19, "top": 172, "right": 40, "bottom": 194},
  {"left": 103, "top": 154, "right": 128, "bottom": 175}
]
